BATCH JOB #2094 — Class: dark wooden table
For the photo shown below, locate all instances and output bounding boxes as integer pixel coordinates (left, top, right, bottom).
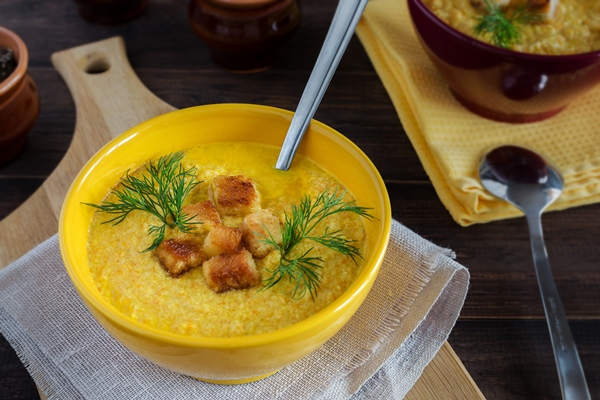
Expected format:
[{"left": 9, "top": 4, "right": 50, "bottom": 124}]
[{"left": 1, "top": 1, "right": 599, "bottom": 399}]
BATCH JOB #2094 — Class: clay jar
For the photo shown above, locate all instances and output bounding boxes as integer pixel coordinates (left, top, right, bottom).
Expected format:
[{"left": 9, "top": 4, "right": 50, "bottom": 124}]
[
  {"left": 72, "top": 0, "right": 149, "bottom": 24},
  {"left": 0, "top": 26, "right": 39, "bottom": 166},
  {"left": 188, "top": 0, "right": 301, "bottom": 73}
]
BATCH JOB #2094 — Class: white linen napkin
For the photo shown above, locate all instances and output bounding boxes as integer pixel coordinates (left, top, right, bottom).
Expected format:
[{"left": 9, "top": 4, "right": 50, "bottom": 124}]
[{"left": 0, "top": 219, "right": 469, "bottom": 399}]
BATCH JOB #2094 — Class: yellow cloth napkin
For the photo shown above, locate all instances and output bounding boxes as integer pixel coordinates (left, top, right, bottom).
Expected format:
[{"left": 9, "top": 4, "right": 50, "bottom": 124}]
[{"left": 355, "top": 0, "right": 600, "bottom": 226}]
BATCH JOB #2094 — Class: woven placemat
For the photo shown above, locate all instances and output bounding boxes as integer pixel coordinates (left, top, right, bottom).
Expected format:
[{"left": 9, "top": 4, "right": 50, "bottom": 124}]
[{"left": 0, "top": 220, "right": 469, "bottom": 399}]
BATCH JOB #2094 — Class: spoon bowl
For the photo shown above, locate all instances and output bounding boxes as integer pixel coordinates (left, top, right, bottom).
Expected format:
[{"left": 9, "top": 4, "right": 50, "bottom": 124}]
[
  {"left": 479, "top": 145, "right": 564, "bottom": 215},
  {"left": 479, "top": 145, "right": 590, "bottom": 400}
]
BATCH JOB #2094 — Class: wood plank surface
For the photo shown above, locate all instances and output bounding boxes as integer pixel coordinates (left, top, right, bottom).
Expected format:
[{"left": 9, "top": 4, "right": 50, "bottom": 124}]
[
  {"left": 1, "top": 31, "right": 482, "bottom": 400},
  {"left": 1, "top": 0, "right": 599, "bottom": 399}
]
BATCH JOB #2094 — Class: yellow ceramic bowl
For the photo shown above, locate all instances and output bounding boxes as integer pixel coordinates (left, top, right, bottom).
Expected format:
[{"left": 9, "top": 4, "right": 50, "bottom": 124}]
[{"left": 59, "top": 103, "right": 392, "bottom": 383}]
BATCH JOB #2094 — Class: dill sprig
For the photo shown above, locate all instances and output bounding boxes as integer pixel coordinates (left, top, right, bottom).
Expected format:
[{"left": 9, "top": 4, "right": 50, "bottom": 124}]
[
  {"left": 260, "top": 188, "right": 374, "bottom": 301},
  {"left": 84, "top": 152, "right": 201, "bottom": 252},
  {"left": 473, "top": 0, "right": 541, "bottom": 49}
]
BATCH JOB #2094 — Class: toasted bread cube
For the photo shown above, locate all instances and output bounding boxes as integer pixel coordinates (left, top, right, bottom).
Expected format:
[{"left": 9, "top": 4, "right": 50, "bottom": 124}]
[
  {"left": 182, "top": 200, "right": 222, "bottom": 234},
  {"left": 203, "top": 224, "right": 243, "bottom": 258},
  {"left": 530, "top": 0, "right": 557, "bottom": 19},
  {"left": 473, "top": 0, "right": 557, "bottom": 20},
  {"left": 155, "top": 238, "right": 206, "bottom": 277},
  {"left": 209, "top": 175, "right": 261, "bottom": 217},
  {"left": 239, "top": 209, "right": 283, "bottom": 258},
  {"left": 203, "top": 249, "right": 261, "bottom": 293}
]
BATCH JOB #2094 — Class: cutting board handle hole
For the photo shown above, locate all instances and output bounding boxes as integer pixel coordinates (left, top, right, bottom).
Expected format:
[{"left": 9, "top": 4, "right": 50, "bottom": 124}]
[{"left": 79, "top": 52, "right": 111, "bottom": 75}]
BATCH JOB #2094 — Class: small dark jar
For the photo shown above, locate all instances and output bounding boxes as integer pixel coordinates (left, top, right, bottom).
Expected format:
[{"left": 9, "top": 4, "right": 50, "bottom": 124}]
[
  {"left": 72, "top": 0, "right": 149, "bottom": 24},
  {"left": 0, "top": 26, "right": 40, "bottom": 166},
  {"left": 188, "top": 0, "right": 301, "bottom": 73}
]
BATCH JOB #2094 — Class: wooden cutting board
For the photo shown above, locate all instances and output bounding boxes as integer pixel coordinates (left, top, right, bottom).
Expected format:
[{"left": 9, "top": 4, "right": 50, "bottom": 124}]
[{"left": 0, "top": 36, "right": 485, "bottom": 400}]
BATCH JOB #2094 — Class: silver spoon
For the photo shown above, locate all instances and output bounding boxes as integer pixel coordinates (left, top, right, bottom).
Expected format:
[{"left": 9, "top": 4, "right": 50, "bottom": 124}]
[
  {"left": 275, "top": 0, "right": 369, "bottom": 170},
  {"left": 479, "top": 145, "right": 590, "bottom": 400}
]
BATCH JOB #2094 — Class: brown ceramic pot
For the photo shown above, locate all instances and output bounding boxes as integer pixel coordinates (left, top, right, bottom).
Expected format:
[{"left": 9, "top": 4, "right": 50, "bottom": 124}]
[
  {"left": 73, "top": 0, "right": 149, "bottom": 24},
  {"left": 0, "top": 26, "right": 39, "bottom": 166},
  {"left": 188, "top": 0, "right": 301, "bottom": 73}
]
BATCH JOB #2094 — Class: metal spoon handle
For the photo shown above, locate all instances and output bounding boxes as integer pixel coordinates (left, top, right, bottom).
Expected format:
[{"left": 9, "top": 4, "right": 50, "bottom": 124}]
[
  {"left": 275, "top": 0, "right": 369, "bottom": 170},
  {"left": 526, "top": 212, "right": 591, "bottom": 400}
]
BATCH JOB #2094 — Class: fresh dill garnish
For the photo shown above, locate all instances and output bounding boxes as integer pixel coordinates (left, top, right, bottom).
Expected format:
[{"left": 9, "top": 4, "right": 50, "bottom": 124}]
[
  {"left": 84, "top": 152, "right": 202, "bottom": 252},
  {"left": 260, "top": 188, "right": 375, "bottom": 301},
  {"left": 473, "top": 0, "right": 541, "bottom": 49}
]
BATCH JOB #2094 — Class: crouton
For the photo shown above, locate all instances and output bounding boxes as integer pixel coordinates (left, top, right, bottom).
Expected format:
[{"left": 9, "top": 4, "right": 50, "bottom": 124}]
[
  {"left": 182, "top": 200, "right": 221, "bottom": 234},
  {"left": 239, "top": 209, "right": 283, "bottom": 258},
  {"left": 209, "top": 175, "right": 261, "bottom": 217},
  {"left": 203, "top": 224, "right": 243, "bottom": 258},
  {"left": 472, "top": 0, "right": 557, "bottom": 20},
  {"left": 473, "top": 0, "right": 510, "bottom": 6},
  {"left": 203, "top": 249, "right": 261, "bottom": 293},
  {"left": 155, "top": 238, "right": 206, "bottom": 277},
  {"left": 529, "top": 0, "right": 557, "bottom": 19}
]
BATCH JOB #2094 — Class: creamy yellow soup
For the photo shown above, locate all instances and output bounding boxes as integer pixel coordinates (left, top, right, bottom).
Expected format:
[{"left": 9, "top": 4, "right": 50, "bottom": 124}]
[
  {"left": 87, "top": 142, "right": 367, "bottom": 338},
  {"left": 423, "top": 0, "right": 600, "bottom": 54}
]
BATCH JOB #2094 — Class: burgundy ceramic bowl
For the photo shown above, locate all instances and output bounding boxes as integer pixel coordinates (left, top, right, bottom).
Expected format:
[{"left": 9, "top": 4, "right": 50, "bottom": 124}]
[{"left": 407, "top": 0, "right": 600, "bottom": 123}]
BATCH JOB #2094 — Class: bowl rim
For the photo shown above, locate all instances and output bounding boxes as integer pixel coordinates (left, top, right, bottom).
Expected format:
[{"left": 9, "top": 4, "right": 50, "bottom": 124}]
[
  {"left": 0, "top": 26, "right": 28, "bottom": 97},
  {"left": 59, "top": 103, "right": 392, "bottom": 349},
  {"left": 409, "top": 0, "right": 600, "bottom": 60}
]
